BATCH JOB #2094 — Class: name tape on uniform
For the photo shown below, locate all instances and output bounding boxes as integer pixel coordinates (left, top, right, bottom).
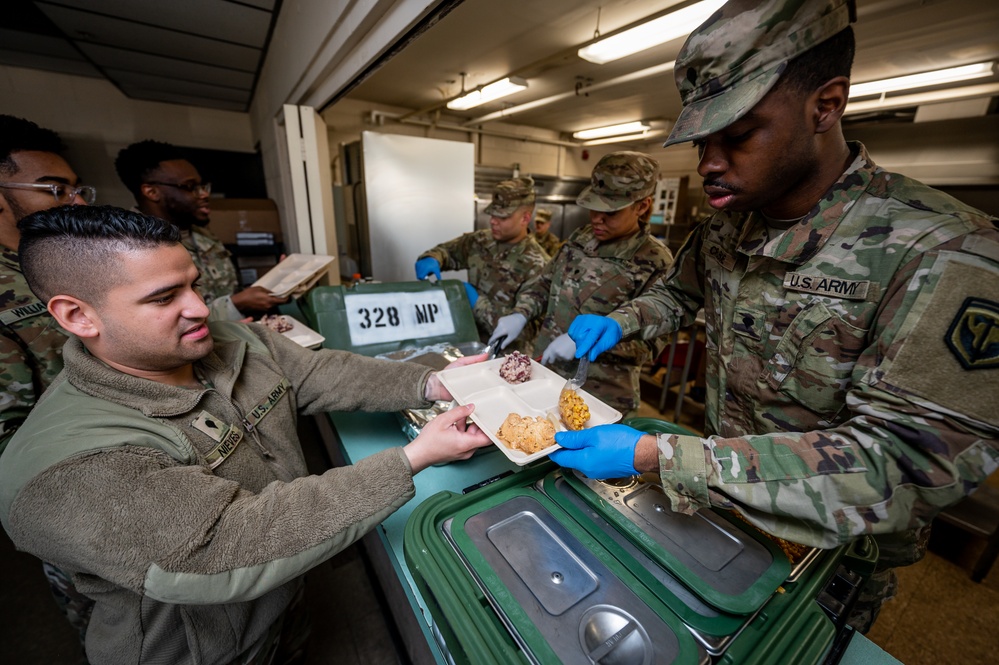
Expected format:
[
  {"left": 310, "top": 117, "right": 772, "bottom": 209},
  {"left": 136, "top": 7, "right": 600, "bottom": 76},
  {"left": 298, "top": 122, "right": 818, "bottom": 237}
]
[
  {"left": 0, "top": 299, "right": 47, "bottom": 326},
  {"left": 783, "top": 272, "right": 871, "bottom": 301}
]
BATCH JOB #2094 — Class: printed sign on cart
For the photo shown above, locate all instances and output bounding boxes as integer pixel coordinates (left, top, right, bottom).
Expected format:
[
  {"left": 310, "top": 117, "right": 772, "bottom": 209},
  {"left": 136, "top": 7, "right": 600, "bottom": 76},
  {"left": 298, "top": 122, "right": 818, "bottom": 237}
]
[{"left": 344, "top": 291, "right": 455, "bottom": 346}]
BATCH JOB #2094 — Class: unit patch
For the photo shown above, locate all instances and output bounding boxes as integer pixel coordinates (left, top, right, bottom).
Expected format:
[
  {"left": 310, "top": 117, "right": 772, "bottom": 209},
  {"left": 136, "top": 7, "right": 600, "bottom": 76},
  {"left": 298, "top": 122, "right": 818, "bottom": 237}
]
[
  {"left": 783, "top": 273, "right": 871, "bottom": 301},
  {"left": 946, "top": 297, "right": 999, "bottom": 370}
]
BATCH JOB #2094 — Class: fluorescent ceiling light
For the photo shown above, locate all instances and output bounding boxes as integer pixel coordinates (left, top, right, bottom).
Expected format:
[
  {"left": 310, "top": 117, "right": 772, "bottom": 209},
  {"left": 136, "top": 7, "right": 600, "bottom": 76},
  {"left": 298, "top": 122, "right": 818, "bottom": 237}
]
[
  {"left": 573, "top": 121, "right": 651, "bottom": 140},
  {"left": 581, "top": 130, "right": 666, "bottom": 146},
  {"left": 578, "top": 0, "right": 726, "bottom": 64},
  {"left": 845, "top": 81, "right": 999, "bottom": 115},
  {"left": 446, "top": 77, "right": 528, "bottom": 111},
  {"left": 464, "top": 62, "right": 675, "bottom": 126},
  {"left": 849, "top": 61, "right": 995, "bottom": 98}
]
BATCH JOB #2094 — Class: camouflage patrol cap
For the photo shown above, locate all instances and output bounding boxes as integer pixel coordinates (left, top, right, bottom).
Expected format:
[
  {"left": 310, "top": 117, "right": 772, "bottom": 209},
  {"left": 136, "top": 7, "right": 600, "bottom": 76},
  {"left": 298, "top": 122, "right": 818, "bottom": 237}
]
[
  {"left": 534, "top": 208, "right": 553, "bottom": 224},
  {"left": 664, "top": 0, "right": 856, "bottom": 147},
  {"left": 576, "top": 151, "right": 660, "bottom": 212},
  {"left": 484, "top": 176, "right": 536, "bottom": 218}
]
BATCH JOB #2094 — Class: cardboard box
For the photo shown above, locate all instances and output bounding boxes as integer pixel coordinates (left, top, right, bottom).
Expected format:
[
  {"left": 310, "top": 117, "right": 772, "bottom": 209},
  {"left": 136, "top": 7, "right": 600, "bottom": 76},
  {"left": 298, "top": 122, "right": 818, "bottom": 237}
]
[{"left": 209, "top": 198, "right": 282, "bottom": 244}]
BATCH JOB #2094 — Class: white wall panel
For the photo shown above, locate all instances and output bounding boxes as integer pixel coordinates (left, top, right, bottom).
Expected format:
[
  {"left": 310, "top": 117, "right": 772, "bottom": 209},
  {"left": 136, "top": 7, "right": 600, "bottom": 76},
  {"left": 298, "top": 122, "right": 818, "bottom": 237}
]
[{"left": 361, "top": 131, "right": 474, "bottom": 283}]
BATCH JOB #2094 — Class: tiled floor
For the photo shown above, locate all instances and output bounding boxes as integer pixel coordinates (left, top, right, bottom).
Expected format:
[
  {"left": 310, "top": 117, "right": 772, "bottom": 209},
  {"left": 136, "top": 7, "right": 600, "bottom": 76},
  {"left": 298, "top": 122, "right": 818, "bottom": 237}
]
[
  {"left": 2, "top": 394, "right": 996, "bottom": 665},
  {"left": 865, "top": 524, "right": 999, "bottom": 665}
]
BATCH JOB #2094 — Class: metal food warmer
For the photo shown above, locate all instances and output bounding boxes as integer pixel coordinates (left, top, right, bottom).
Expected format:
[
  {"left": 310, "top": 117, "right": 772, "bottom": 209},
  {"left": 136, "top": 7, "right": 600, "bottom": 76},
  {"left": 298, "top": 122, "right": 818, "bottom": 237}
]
[{"left": 404, "top": 419, "right": 878, "bottom": 665}]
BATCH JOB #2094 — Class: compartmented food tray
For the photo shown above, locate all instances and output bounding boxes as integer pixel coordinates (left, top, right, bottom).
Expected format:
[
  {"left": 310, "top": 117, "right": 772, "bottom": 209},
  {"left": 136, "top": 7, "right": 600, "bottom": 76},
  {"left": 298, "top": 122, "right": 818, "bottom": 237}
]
[
  {"left": 266, "top": 315, "right": 325, "bottom": 349},
  {"left": 436, "top": 357, "right": 622, "bottom": 465},
  {"left": 252, "top": 253, "right": 335, "bottom": 298}
]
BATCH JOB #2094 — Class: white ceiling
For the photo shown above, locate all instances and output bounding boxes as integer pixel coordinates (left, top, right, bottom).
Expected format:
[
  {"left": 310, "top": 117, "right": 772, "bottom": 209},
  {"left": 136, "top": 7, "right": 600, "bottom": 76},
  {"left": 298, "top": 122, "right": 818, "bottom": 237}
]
[
  {"left": 343, "top": 0, "right": 999, "bottom": 136},
  {"left": 0, "top": 0, "right": 279, "bottom": 112},
  {"left": 1, "top": 0, "right": 996, "bottom": 132}
]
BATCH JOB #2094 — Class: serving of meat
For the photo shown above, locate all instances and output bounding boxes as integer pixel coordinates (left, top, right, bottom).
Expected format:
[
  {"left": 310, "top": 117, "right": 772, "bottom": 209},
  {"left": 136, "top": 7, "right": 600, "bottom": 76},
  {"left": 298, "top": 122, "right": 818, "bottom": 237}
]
[
  {"left": 498, "top": 351, "right": 532, "bottom": 384},
  {"left": 496, "top": 413, "right": 555, "bottom": 454},
  {"left": 260, "top": 314, "right": 294, "bottom": 333}
]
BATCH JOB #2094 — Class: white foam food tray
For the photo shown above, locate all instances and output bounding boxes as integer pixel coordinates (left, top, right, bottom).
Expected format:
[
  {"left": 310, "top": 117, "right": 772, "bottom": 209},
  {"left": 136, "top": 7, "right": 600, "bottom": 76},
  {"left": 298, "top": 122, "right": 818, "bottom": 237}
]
[
  {"left": 437, "top": 357, "right": 622, "bottom": 465},
  {"left": 263, "top": 315, "right": 325, "bottom": 349},
  {"left": 252, "top": 253, "right": 335, "bottom": 298}
]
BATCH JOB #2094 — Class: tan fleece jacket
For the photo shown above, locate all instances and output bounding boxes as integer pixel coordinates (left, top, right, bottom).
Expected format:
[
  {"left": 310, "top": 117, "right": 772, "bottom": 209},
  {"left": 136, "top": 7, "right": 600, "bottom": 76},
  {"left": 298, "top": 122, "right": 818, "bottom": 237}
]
[{"left": 0, "top": 321, "right": 433, "bottom": 665}]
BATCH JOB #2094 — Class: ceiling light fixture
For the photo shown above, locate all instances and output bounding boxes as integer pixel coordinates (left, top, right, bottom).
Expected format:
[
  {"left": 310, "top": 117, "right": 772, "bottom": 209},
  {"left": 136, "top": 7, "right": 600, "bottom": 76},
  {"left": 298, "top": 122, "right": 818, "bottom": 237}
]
[
  {"left": 573, "top": 121, "right": 651, "bottom": 140},
  {"left": 849, "top": 61, "right": 996, "bottom": 98},
  {"left": 446, "top": 76, "right": 528, "bottom": 111},
  {"left": 844, "top": 81, "right": 999, "bottom": 115},
  {"left": 577, "top": 0, "right": 726, "bottom": 65},
  {"left": 465, "top": 62, "right": 676, "bottom": 126},
  {"left": 581, "top": 130, "right": 666, "bottom": 146}
]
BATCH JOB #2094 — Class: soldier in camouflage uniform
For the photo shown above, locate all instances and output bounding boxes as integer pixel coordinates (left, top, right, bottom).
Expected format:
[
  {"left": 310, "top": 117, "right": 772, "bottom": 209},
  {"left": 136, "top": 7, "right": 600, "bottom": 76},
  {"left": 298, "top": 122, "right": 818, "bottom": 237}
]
[
  {"left": 533, "top": 207, "right": 562, "bottom": 258},
  {"left": 416, "top": 177, "right": 549, "bottom": 354},
  {"left": 489, "top": 153, "right": 673, "bottom": 417},
  {"left": 557, "top": 0, "right": 999, "bottom": 633},
  {"left": 115, "top": 140, "right": 287, "bottom": 321},
  {"left": 0, "top": 115, "right": 94, "bottom": 657}
]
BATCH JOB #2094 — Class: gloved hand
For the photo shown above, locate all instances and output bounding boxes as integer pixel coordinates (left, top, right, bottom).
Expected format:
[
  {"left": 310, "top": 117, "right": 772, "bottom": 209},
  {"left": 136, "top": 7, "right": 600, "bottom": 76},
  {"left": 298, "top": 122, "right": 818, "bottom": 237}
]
[
  {"left": 568, "top": 314, "right": 623, "bottom": 362},
  {"left": 463, "top": 281, "right": 478, "bottom": 307},
  {"left": 488, "top": 313, "right": 527, "bottom": 350},
  {"left": 551, "top": 424, "right": 642, "bottom": 479},
  {"left": 415, "top": 257, "right": 441, "bottom": 281},
  {"left": 540, "top": 333, "right": 575, "bottom": 365}
]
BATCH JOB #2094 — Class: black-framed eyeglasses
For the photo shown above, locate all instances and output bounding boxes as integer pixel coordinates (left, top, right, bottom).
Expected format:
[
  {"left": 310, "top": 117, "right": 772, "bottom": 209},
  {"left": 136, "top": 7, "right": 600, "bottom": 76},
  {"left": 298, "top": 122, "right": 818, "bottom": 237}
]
[
  {"left": 146, "top": 181, "right": 212, "bottom": 195},
  {"left": 0, "top": 182, "right": 97, "bottom": 205}
]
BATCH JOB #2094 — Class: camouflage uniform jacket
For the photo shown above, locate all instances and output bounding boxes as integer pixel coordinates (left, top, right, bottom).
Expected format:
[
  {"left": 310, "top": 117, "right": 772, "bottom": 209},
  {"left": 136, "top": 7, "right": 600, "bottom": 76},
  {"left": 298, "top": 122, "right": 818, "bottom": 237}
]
[
  {"left": 513, "top": 224, "right": 673, "bottom": 416},
  {"left": 0, "top": 322, "right": 433, "bottom": 665},
  {"left": 420, "top": 230, "right": 549, "bottom": 354},
  {"left": 608, "top": 143, "right": 999, "bottom": 548},
  {"left": 535, "top": 231, "right": 563, "bottom": 258},
  {"left": 0, "top": 247, "right": 68, "bottom": 453},
  {"left": 182, "top": 226, "right": 242, "bottom": 321}
]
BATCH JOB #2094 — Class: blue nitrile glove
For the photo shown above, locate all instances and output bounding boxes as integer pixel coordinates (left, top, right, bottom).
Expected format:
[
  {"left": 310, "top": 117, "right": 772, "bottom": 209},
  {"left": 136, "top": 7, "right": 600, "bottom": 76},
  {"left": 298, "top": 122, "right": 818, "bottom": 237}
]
[
  {"left": 415, "top": 257, "right": 441, "bottom": 281},
  {"left": 551, "top": 424, "right": 642, "bottom": 479},
  {"left": 541, "top": 333, "right": 575, "bottom": 365},
  {"left": 463, "top": 281, "right": 478, "bottom": 307},
  {"left": 568, "top": 314, "right": 623, "bottom": 362},
  {"left": 489, "top": 313, "right": 527, "bottom": 350}
]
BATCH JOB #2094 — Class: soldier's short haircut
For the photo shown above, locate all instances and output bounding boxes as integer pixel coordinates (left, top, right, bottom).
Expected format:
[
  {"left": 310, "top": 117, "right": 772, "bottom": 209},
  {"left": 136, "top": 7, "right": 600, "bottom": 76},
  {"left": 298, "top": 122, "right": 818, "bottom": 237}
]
[
  {"left": 0, "top": 115, "right": 66, "bottom": 178},
  {"left": 114, "top": 140, "right": 188, "bottom": 197},
  {"left": 18, "top": 205, "right": 181, "bottom": 305},
  {"left": 776, "top": 27, "right": 855, "bottom": 97}
]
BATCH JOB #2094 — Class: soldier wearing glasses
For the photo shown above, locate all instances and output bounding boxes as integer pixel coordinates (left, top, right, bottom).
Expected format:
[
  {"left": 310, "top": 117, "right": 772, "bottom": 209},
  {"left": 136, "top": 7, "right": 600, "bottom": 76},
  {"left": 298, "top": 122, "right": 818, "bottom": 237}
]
[
  {"left": 0, "top": 115, "right": 94, "bottom": 453},
  {"left": 0, "top": 114, "right": 95, "bottom": 659},
  {"left": 115, "top": 140, "right": 286, "bottom": 321}
]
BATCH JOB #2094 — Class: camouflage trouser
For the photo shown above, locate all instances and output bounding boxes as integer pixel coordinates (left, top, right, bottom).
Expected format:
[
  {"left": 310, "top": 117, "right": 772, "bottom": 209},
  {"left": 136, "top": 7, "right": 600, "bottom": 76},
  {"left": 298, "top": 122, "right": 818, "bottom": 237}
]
[
  {"left": 42, "top": 561, "right": 94, "bottom": 654},
  {"left": 234, "top": 584, "right": 312, "bottom": 665},
  {"left": 846, "top": 523, "right": 932, "bottom": 633}
]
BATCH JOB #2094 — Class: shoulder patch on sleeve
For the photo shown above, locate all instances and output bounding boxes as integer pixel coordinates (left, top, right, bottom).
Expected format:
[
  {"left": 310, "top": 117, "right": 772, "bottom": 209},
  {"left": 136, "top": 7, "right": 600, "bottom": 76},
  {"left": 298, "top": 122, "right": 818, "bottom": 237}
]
[
  {"left": 880, "top": 256, "right": 999, "bottom": 426},
  {"left": 945, "top": 297, "right": 999, "bottom": 370}
]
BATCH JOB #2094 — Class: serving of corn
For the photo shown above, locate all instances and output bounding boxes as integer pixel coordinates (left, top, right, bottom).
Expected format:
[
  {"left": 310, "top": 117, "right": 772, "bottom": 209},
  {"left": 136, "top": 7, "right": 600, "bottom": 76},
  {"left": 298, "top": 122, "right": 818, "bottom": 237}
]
[{"left": 559, "top": 389, "right": 590, "bottom": 431}]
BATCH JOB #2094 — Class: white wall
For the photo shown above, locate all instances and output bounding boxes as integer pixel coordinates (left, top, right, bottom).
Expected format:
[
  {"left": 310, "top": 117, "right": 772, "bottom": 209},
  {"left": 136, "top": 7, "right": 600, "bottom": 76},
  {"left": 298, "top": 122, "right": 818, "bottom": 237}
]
[
  {"left": 844, "top": 115, "right": 999, "bottom": 187},
  {"left": 320, "top": 96, "right": 707, "bottom": 210},
  {"left": 318, "top": 93, "right": 999, "bottom": 223},
  {"left": 0, "top": 65, "right": 254, "bottom": 209},
  {"left": 249, "top": 0, "right": 440, "bottom": 249}
]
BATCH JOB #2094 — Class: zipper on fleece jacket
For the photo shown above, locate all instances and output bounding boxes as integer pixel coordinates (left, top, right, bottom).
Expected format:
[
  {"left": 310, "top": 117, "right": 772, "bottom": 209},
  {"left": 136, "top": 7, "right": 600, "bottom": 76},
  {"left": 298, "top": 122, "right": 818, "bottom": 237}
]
[{"left": 198, "top": 383, "right": 298, "bottom": 482}]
